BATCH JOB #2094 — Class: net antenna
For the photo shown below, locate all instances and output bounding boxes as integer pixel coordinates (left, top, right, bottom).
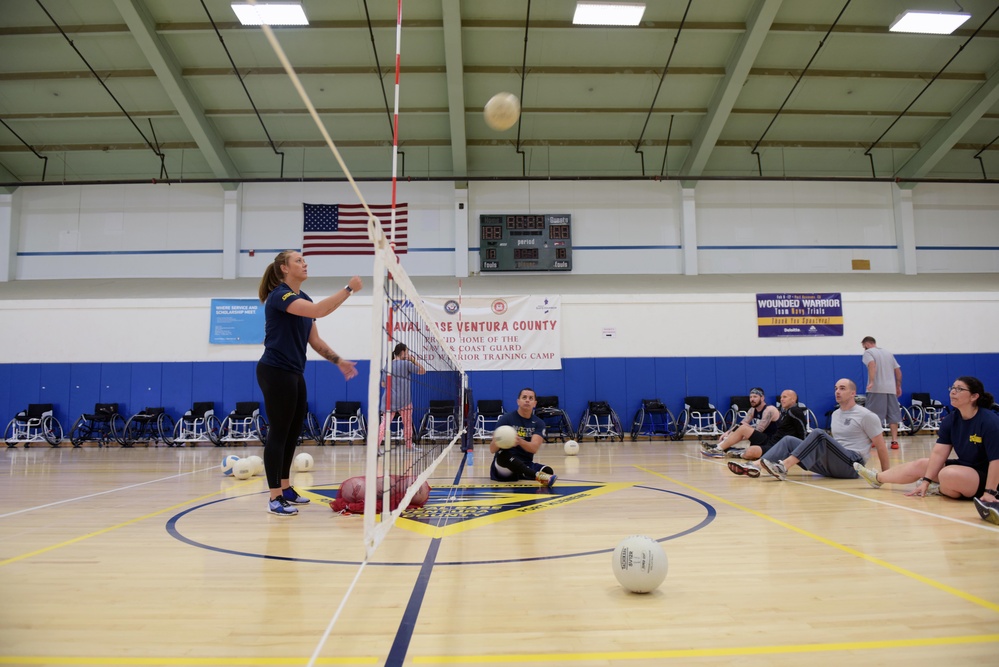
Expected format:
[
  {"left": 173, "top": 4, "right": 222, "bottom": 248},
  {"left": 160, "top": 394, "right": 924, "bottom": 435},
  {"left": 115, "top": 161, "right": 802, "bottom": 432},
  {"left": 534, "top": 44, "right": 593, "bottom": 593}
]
[{"left": 248, "top": 1, "right": 466, "bottom": 561}]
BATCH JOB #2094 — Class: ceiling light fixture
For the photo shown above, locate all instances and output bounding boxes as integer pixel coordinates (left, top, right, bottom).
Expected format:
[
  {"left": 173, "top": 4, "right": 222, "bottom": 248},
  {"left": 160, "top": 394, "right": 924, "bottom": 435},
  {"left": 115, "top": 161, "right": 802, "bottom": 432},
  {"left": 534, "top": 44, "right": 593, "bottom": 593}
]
[
  {"left": 572, "top": 2, "right": 646, "bottom": 27},
  {"left": 889, "top": 10, "right": 970, "bottom": 35},
  {"left": 231, "top": 2, "right": 309, "bottom": 26}
]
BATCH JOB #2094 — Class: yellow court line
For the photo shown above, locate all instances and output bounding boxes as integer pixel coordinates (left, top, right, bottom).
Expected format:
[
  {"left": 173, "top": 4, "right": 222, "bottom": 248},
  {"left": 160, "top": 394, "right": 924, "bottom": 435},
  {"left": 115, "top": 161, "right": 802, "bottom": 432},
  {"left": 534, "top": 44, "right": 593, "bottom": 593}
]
[
  {"left": 414, "top": 634, "right": 999, "bottom": 664},
  {"left": 0, "top": 484, "right": 255, "bottom": 568},
  {"left": 637, "top": 466, "right": 999, "bottom": 614},
  {"left": 0, "top": 658, "right": 376, "bottom": 666}
]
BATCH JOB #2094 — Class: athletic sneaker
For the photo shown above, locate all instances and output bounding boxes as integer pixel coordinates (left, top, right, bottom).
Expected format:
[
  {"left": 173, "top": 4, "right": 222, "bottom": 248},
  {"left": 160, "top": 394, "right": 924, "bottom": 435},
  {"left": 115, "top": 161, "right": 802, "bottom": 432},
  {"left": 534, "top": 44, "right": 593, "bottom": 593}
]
[
  {"left": 536, "top": 471, "right": 557, "bottom": 488},
  {"left": 926, "top": 482, "right": 941, "bottom": 496},
  {"left": 972, "top": 497, "right": 999, "bottom": 525},
  {"left": 727, "top": 460, "right": 761, "bottom": 478},
  {"left": 853, "top": 462, "right": 882, "bottom": 489},
  {"left": 699, "top": 441, "right": 718, "bottom": 452},
  {"left": 282, "top": 486, "right": 311, "bottom": 505},
  {"left": 268, "top": 496, "right": 298, "bottom": 516},
  {"left": 725, "top": 447, "right": 746, "bottom": 458},
  {"left": 760, "top": 458, "right": 787, "bottom": 481},
  {"left": 700, "top": 448, "right": 725, "bottom": 458},
  {"left": 890, "top": 441, "right": 900, "bottom": 450}
]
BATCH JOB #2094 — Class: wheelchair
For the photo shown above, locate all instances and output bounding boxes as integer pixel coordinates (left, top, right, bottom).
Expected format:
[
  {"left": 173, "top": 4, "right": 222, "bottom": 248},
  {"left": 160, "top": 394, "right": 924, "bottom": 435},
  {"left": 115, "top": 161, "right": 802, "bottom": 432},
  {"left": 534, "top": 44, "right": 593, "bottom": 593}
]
[
  {"left": 217, "top": 402, "right": 268, "bottom": 446},
  {"left": 724, "top": 396, "right": 752, "bottom": 431},
  {"left": 676, "top": 396, "right": 726, "bottom": 439},
  {"left": 300, "top": 411, "right": 321, "bottom": 445},
  {"left": 910, "top": 392, "right": 948, "bottom": 432},
  {"left": 171, "top": 402, "right": 222, "bottom": 446},
  {"left": 471, "top": 399, "right": 504, "bottom": 443},
  {"left": 120, "top": 407, "right": 175, "bottom": 447},
  {"left": 418, "top": 400, "right": 460, "bottom": 444},
  {"left": 70, "top": 403, "right": 126, "bottom": 447},
  {"left": 4, "top": 404, "right": 64, "bottom": 448},
  {"left": 798, "top": 402, "right": 821, "bottom": 433},
  {"left": 321, "top": 401, "right": 367, "bottom": 445},
  {"left": 630, "top": 398, "right": 682, "bottom": 441},
  {"left": 577, "top": 400, "right": 624, "bottom": 441},
  {"left": 897, "top": 404, "right": 923, "bottom": 436},
  {"left": 857, "top": 394, "right": 923, "bottom": 437},
  {"left": 535, "top": 395, "right": 576, "bottom": 443}
]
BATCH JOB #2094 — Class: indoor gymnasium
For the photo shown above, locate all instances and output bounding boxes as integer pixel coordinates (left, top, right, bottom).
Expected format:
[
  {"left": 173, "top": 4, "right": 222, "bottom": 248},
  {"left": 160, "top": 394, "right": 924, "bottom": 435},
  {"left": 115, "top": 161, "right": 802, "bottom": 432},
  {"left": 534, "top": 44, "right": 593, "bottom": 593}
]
[{"left": 1, "top": 2, "right": 998, "bottom": 666}]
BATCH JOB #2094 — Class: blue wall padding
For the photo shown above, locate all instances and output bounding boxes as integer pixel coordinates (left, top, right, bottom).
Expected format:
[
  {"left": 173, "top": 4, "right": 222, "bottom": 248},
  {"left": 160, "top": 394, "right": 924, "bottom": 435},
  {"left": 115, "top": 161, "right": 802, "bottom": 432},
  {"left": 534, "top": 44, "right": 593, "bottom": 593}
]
[{"left": 1, "top": 355, "right": 995, "bottom": 435}]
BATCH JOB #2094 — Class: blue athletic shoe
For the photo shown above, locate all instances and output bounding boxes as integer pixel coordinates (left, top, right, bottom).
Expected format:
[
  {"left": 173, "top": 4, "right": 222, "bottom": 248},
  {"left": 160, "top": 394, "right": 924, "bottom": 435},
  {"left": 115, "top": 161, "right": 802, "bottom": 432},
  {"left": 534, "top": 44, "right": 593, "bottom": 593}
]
[
  {"left": 536, "top": 471, "right": 557, "bottom": 488},
  {"left": 282, "top": 487, "right": 311, "bottom": 505},
  {"left": 268, "top": 497, "right": 298, "bottom": 516}
]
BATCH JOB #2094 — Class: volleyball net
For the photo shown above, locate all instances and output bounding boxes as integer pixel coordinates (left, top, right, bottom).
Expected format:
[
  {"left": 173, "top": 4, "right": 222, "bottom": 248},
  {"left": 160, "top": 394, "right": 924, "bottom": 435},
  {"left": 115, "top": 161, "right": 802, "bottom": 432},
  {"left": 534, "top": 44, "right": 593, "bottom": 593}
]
[{"left": 362, "top": 236, "right": 466, "bottom": 557}]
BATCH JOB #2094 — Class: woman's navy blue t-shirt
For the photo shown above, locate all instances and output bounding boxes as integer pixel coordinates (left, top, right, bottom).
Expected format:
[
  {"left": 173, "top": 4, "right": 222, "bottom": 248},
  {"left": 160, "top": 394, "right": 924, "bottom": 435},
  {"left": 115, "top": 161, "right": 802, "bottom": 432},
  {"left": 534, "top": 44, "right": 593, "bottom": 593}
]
[{"left": 259, "top": 284, "right": 313, "bottom": 374}]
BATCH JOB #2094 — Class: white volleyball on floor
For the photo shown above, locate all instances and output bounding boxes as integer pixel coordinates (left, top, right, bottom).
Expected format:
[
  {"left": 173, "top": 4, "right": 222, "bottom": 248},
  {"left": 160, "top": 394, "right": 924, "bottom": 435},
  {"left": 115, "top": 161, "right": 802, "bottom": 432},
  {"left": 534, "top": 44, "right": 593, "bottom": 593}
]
[
  {"left": 612, "top": 535, "right": 668, "bottom": 594},
  {"left": 564, "top": 439, "right": 579, "bottom": 456},
  {"left": 232, "top": 458, "right": 254, "bottom": 480},
  {"left": 221, "top": 454, "right": 241, "bottom": 476},
  {"left": 493, "top": 425, "right": 517, "bottom": 449},
  {"left": 483, "top": 92, "right": 521, "bottom": 131},
  {"left": 294, "top": 452, "right": 314, "bottom": 472},
  {"left": 246, "top": 455, "right": 264, "bottom": 476}
]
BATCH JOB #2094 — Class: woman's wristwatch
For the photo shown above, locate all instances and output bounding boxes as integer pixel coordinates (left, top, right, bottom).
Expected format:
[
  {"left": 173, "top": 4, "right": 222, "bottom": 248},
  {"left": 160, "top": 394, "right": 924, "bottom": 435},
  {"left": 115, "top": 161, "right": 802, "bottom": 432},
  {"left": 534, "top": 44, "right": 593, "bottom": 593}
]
[
  {"left": 985, "top": 488, "right": 998, "bottom": 497},
  {"left": 344, "top": 285, "right": 353, "bottom": 294}
]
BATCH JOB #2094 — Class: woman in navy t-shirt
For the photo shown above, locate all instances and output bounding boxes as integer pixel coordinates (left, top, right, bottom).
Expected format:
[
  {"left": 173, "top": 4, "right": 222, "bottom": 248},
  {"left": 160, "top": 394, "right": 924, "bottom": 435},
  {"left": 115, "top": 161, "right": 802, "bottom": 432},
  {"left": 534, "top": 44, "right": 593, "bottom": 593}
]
[{"left": 257, "top": 250, "right": 362, "bottom": 516}]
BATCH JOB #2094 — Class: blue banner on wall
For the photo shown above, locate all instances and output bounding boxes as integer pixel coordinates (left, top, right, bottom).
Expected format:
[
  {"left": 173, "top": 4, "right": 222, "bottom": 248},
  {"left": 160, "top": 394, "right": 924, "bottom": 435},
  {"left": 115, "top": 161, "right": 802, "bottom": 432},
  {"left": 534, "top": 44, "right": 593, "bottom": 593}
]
[
  {"left": 210, "top": 299, "right": 265, "bottom": 344},
  {"left": 757, "top": 292, "right": 843, "bottom": 338}
]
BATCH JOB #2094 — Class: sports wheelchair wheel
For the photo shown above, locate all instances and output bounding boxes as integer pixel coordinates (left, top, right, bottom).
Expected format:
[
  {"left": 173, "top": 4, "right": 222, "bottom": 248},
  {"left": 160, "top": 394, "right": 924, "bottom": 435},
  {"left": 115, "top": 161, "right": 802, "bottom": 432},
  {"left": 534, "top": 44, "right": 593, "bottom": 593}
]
[
  {"left": 43, "top": 415, "right": 64, "bottom": 446},
  {"left": 301, "top": 412, "right": 320, "bottom": 444},
  {"left": 158, "top": 413, "right": 176, "bottom": 446},
  {"left": 70, "top": 416, "right": 92, "bottom": 447},
  {"left": 206, "top": 414, "right": 223, "bottom": 446},
  {"left": 109, "top": 413, "right": 127, "bottom": 446},
  {"left": 3, "top": 419, "right": 16, "bottom": 447},
  {"left": 901, "top": 405, "right": 923, "bottom": 436}
]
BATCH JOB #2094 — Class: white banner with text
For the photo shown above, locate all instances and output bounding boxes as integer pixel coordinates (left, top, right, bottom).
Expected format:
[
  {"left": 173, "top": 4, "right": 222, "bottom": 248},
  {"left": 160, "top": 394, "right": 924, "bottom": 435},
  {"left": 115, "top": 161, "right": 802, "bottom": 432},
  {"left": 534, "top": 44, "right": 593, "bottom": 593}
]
[{"left": 422, "top": 295, "right": 561, "bottom": 371}]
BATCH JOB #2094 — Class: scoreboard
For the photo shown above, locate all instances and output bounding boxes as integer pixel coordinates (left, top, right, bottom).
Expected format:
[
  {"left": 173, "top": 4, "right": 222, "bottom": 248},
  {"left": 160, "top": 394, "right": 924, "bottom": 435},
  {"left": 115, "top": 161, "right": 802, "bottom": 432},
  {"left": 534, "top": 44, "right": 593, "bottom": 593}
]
[{"left": 479, "top": 213, "right": 572, "bottom": 272}]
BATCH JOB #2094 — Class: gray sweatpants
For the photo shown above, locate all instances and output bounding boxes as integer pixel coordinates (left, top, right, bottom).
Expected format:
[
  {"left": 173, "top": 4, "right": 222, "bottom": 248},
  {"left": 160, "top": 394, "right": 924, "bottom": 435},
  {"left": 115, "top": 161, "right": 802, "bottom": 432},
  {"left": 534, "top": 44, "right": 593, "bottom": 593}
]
[{"left": 761, "top": 431, "right": 864, "bottom": 479}]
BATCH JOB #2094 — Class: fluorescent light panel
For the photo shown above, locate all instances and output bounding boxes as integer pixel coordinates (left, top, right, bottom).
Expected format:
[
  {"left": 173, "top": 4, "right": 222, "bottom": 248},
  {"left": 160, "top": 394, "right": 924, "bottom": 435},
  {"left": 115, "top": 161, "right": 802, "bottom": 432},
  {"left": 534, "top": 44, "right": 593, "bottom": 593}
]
[
  {"left": 232, "top": 2, "right": 309, "bottom": 26},
  {"left": 889, "top": 10, "right": 970, "bottom": 35},
  {"left": 573, "top": 2, "right": 646, "bottom": 26}
]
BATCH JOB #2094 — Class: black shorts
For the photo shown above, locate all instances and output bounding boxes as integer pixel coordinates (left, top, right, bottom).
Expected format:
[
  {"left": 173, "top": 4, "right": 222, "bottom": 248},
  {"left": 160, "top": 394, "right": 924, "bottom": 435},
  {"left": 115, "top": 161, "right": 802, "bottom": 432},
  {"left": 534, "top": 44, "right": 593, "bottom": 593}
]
[
  {"left": 748, "top": 430, "right": 769, "bottom": 446},
  {"left": 944, "top": 459, "right": 990, "bottom": 498}
]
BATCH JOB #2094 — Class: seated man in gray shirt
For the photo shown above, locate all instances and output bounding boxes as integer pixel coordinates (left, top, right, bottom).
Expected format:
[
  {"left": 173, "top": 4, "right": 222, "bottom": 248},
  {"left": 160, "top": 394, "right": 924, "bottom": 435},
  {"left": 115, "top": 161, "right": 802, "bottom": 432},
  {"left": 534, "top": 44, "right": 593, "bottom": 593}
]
[{"left": 756, "top": 378, "right": 889, "bottom": 481}]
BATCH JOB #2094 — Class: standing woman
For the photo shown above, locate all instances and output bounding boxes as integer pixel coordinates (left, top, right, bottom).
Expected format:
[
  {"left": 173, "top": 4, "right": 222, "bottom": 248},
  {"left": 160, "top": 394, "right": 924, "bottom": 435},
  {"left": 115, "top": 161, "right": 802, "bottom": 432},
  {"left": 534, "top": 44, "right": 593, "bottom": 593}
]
[
  {"left": 257, "top": 250, "right": 363, "bottom": 516},
  {"left": 377, "top": 343, "right": 426, "bottom": 449}
]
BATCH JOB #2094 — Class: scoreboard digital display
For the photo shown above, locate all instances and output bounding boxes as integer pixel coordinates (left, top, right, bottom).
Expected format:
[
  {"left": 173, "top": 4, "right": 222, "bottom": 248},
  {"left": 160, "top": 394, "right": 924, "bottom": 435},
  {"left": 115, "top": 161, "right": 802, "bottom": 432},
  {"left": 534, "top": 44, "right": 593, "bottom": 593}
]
[{"left": 479, "top": 214, "right": 572, "bottom": 272}]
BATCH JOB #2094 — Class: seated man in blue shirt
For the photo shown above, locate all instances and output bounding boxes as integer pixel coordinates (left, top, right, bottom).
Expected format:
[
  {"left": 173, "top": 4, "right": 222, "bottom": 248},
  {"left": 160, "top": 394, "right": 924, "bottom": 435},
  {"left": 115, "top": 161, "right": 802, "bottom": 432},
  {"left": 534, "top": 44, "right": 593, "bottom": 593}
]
[{"left": 489, "top": 387, "right": 557, "bottom": 488}]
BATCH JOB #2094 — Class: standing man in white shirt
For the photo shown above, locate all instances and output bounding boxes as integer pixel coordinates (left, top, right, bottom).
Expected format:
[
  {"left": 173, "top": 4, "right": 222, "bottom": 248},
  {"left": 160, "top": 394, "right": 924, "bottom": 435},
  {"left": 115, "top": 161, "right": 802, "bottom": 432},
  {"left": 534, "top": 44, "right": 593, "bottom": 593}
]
[{"left": 862, "top": 336, "right": 902, "bottom": 449}]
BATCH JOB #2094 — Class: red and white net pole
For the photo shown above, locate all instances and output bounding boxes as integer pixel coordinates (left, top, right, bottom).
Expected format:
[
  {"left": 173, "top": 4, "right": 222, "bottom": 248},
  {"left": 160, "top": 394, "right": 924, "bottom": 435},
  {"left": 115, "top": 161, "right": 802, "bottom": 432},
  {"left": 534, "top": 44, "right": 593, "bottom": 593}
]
[{"left": 389, "top": 0, "right": 403, "bottom": 249}]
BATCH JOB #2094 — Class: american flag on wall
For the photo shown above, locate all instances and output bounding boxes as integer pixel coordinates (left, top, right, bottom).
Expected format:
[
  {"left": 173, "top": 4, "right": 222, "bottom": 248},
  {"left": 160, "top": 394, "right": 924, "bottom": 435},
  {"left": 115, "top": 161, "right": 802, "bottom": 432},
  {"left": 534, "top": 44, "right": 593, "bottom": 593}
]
[{"left": 302, "top": 203, "right": 408, "bottom": 256}]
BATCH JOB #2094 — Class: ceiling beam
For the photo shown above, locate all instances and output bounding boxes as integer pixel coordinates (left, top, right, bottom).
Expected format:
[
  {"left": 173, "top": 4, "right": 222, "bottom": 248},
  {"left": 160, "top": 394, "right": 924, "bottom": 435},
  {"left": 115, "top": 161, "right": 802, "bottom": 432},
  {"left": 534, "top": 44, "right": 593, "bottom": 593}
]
[
  {"left": 441, "top": 0, "right": 468, "bottom": 177},
  {"left": 894, "top": 62, "right": 999, "bottom": 187},
  {"left": 110, "top": 0, "right": 240, "bottom": 188},
  {"left": 681, "top": 0, "right": 783, "bottom": 187}
]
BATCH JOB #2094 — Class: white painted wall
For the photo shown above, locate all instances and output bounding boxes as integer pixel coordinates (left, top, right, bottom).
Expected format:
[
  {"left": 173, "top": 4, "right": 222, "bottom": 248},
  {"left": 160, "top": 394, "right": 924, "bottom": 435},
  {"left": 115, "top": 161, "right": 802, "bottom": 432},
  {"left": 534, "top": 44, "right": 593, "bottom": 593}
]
[{"left": 1, "top": 179, "right": 997, "bottom": 364}]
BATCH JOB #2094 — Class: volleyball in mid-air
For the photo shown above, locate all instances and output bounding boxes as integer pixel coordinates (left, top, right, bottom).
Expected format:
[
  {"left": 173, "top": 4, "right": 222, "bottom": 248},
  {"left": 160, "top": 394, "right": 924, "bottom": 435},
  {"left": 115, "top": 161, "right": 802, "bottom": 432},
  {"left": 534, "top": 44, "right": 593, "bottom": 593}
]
[
  {"left": 564, "top": 439, "right": 579, "bottom": 456},
  {"left": 484, "top": 92, "right": 521, "bottom": 131},
  {"left": 294, "top": 452, "right": 314, "bottom": 472},
  {"left": 493, "top": 425, "right": 517, "bottom": 449},
  {"left": 612, "top": 535, "right": 668, "bottom": 593}
]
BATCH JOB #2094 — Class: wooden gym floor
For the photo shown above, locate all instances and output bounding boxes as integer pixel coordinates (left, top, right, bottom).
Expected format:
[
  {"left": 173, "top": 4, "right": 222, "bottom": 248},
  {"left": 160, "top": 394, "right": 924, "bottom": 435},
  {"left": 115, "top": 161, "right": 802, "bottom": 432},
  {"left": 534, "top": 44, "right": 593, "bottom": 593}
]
[{"left": 1, "top": 434, "right": 997, "bottom": 667}]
